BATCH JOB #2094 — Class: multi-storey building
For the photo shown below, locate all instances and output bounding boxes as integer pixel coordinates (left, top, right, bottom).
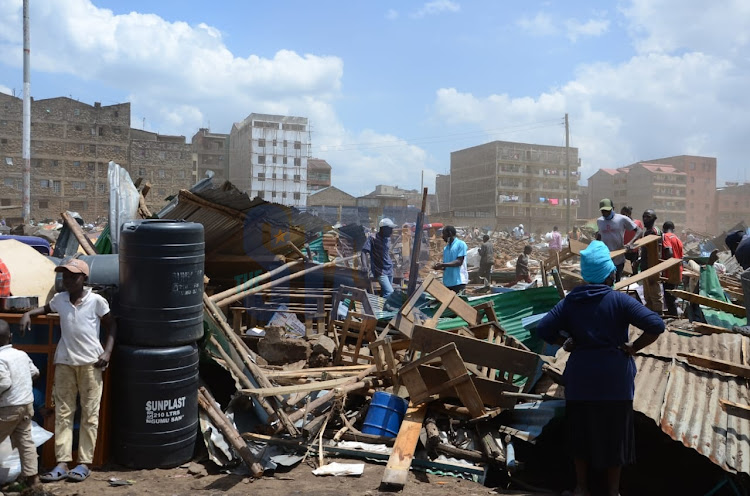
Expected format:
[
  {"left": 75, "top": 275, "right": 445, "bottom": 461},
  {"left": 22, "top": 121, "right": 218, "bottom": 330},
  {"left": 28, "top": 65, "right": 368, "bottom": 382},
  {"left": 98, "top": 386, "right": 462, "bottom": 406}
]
[
  {"left": 435, "top": 174, "right": 451, "bottom": 214},
  {"left": 642, "top": 155, "right": 717, "bottom": 234},
  {"left": 716, "top": 182, "right": 750, "bottom": 230},
  {"left": 307, "top": 158, "right": 331, "bottom": 193},
  {"left": 229, "top": 113, "right": 310, "bottom": 207},
  {"left": 191, "top": 128, "right": 229, "bottom": 183},
  {"left": 449, "top": 141, "right": 580, "bottom": 232},
  {"left": 587, "top": 168, "right": 620, "bottom": 215},
  {"left": 0, "top": 93, "right": 130, "bottom": 223},
  {"left": 128, "top": 130, "right": 194, "bottom": 208}
]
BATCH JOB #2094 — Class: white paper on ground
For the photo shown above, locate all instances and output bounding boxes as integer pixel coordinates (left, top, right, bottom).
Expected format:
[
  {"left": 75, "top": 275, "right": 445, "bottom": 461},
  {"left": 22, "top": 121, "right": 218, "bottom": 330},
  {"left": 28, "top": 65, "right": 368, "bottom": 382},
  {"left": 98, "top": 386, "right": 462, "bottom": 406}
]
[
  {"left": 336, "top": 440, "right": 391, "bottom": 454},
  {"left": 312, "top": 462, "right": 365, "bottom": 476}
]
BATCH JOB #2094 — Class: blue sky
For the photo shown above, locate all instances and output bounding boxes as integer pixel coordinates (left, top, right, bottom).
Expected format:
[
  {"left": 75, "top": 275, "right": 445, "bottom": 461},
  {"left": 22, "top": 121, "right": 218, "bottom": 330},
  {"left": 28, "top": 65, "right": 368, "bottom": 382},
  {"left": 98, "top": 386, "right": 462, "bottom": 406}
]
[{"left": 1, "top": 0, "right": 749, "bottom": 196}]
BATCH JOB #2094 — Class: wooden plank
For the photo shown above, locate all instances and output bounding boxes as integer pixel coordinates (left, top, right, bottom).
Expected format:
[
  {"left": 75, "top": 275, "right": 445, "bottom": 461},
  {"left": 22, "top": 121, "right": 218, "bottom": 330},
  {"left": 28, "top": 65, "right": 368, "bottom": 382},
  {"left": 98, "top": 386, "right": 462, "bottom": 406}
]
[
  {"left": 720, "top": 399, "right": 750, "bottom": 420},
  {"left": 417, "top": 366, "right": 518, "bottom": 409},
  {"left": 261, "top": 364, "right": 371, "bottom": 378},
  {"left": 410, "top": 325, "right": 539, "bottom": 379},
  {"left": 381, "top": 403, "right": 427, "bottom": 487},
  {"left": 692, "top": 322, "right": 734, "bottom": 335},
  {"left": 677, "top": 353, "right": 750, "bottom": 379},
  {"left": 239, "top": 377, "right": 354, "bottom": 397},
  {"left": 613, "top": 258, "right": 681, "bottom": 290},
  {"left": 608, "top": 234, "right": 661, "bottom": 259},
  {"left": 668, "top": 290, "right": 747, "bottom": 318}
]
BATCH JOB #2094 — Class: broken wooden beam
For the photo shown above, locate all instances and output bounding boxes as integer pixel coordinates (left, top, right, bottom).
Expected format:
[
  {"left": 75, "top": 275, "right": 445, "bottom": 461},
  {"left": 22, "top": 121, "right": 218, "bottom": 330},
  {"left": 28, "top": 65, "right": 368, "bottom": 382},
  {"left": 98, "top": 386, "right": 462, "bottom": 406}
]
[
  {"left": 668, "top": 290, "right": 747, "bottom": 318},
  {"left": 677, "top": 353, "right": 750, "bottom": 379},
  {"left": 61, "top": 211, "right": 98, "bottom": 255},
  {"left": 720, "top": 399, "right": 750, "bottom": 420},
  {"left": 239, "top": 377, "right": 356, "bottom": 397},
  {"left": 209, "top": 260, "right": 303, "bottom": 303},
  {"left": 613, "top": 258, "right": 681, "bottom": 290},
  {"left": 381, "top": 402, "right": 427, "bottom": 488}
]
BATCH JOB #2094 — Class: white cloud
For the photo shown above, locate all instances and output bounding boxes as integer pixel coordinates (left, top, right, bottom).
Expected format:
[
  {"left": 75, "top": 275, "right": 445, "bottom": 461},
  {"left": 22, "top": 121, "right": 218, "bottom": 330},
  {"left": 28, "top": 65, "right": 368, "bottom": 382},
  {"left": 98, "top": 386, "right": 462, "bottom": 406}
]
[
  {"left": 516, "top": 12, "right": 558, "bottom": 37},
  {"left": 0, "top": 0, "right": 433, "bottom": 193},
  {"left": 411, "top": 0, "right": 460, "bottom": 19},
  {"left": 0, "top": 84, "right": 11, "bottom": 95},
  {"left": 386, "top": 9, "right": 399, "bottom": 20},
  {"left": 565, "top": 18, "right": 610, "bottom": 42}
]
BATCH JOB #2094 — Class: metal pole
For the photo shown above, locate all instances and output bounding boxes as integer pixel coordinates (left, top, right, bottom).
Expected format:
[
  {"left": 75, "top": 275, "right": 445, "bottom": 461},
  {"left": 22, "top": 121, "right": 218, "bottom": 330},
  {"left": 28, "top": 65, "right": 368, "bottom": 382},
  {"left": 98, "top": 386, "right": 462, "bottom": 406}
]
[
  {"left": 565, "top": 113, "right": 570, "bottom": 234},
  {"left": 22, "top": 0, "right": 31, "bottom": 224}
]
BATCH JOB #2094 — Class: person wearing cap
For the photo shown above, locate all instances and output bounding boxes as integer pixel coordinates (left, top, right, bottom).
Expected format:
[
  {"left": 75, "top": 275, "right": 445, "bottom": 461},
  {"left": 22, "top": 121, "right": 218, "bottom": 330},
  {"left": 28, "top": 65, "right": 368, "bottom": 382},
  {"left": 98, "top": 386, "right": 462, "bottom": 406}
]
[
  {"left": 433, "top": 225, "right": 469, "bottom": 293},
  {"left": 726, "top": 230, "right": 750, "bottom": 333},
  {"left": 362, "top": 218, "right": 396, "bottom": 298},
  {"left": 537, "top": 241, "right": 664, "bottom": 496},
  {"left": 596, "top": 199, "right": 642, "bottom": 282},
  {"left": 20, "top": 258, "right": 116, "bottom": 483}
]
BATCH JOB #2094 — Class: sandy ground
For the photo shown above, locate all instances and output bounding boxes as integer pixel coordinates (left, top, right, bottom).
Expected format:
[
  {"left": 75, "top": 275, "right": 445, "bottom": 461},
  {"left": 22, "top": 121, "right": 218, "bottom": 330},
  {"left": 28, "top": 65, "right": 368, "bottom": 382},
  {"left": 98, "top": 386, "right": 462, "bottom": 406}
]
[{"left": 28, "top": 458, "right": 547, "bottom": 496}]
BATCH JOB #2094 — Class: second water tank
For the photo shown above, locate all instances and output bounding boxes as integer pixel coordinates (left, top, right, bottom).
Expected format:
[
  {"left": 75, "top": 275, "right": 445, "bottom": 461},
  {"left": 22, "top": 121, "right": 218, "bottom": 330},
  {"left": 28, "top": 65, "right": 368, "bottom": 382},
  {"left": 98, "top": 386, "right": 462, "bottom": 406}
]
[{"left": 118, "top": 219, "right": 205, "bottom": 346}]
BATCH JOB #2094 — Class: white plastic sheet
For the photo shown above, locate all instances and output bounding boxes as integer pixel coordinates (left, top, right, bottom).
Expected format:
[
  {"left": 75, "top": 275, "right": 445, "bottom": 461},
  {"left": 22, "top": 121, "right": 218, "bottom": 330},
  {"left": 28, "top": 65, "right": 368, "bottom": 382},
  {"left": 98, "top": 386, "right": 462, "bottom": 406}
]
[
  {"left": 107, "top": 161, "right": 139, "bottom": 254},
  {"left": 0, "top": 421, "right": 53, "bottom": 484},
  {"left": 312, "top": 462, "right": 365, "bottom": 476}
]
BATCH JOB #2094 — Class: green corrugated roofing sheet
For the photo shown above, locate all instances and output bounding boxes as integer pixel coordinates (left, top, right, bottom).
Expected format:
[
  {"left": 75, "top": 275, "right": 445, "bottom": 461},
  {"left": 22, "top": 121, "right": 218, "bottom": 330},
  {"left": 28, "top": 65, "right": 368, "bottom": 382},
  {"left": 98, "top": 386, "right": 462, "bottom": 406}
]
[{"left": 436, "top": 286, "right": 562, "bottom": 353}]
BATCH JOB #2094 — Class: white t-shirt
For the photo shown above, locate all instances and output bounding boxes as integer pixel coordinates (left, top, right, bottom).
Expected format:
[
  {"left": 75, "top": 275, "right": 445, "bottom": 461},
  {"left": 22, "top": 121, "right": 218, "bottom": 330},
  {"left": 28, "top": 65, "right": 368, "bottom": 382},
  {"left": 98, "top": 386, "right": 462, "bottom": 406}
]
[
  {"left": 596, "top": 213, "right": 637, "bottom": 266},
  {"left": 49, "top": 289, "right": 110, "bottom": 366},
  {"left": 0, "top": 345, "right": 38, "bottom": 407}
]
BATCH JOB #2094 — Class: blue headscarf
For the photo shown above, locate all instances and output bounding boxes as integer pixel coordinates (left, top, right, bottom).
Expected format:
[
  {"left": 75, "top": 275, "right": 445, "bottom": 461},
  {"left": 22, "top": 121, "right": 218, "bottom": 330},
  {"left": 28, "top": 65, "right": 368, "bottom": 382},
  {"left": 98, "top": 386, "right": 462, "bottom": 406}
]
[{"left": 580, "top": 240, "right": 616, "bottom": 284}]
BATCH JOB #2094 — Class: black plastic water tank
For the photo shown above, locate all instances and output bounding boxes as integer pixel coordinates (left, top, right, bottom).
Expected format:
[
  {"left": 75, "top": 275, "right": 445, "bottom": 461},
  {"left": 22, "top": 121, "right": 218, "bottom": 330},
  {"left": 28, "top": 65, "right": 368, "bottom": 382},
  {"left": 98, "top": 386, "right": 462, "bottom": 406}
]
[
  {"left": 112, "top": 343, "right": 199, "bottom": 469},
  {"left": 118, "top": 220, "right": 205, "bottom": 346}
]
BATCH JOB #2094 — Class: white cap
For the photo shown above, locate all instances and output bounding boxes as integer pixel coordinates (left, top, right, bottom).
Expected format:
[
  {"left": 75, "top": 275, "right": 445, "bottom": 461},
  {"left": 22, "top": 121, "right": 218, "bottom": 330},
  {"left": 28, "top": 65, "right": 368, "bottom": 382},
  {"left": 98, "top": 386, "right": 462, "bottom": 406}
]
[
  {"left": 379, "top": 218, "right": 397, "bottom": 228},
  {"left": 519, "top": 224, "right": 524, "bottom": 229}
]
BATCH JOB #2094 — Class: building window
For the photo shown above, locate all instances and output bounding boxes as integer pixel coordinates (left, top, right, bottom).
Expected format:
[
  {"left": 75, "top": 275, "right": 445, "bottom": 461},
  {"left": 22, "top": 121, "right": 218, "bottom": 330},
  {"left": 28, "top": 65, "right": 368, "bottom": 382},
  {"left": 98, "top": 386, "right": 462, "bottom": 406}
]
[
  {"left": 138, "top": 167, "right": 146, "bottom": 176},
  {"left": 90, "top": 127, "right": 96, "bottom": 136},
  {"left": 4, "top": 157, "right": 11, "bottom": 166},
  {"left": 272, "top": 156, "right": 277, "bottom": 164},
  {"left": 258, "top": 139, "right": 266, "bottom": 147},
  {"left": 114, "top": 111, "right": 119, "bottom": 118},
  {"left": 98, "top": 183, "right": 106, "bottom": 194},
  {"left": 294, "top": 141, "right": 301, "bottom": 150},
  {"left": 113, "top": 126, "right": 121, "bottom": 134},
  {"left": 159, "top": 151, "right": 166, "bottom": 159},
  {"left": 0, "top": 138, "right": 6, "bottom": 144},
  {"left": 294, "top": 174, "right": 301, "bottom": 183},
  {"left": 158, "top": 169, "right": 165, "bottom": 178},
  {"left": 52, "top": 160, "right": 59, "bottom": 167},
  {"left": 74, "top": 108, "right": 80, "bottom": 116},
  {"left": 0, "top": 199, "right": 9, "bottom": 206},
  {"left": 257, "top": 191, "right": 265, "bottom": 199},
  {"left": 88, "top": 162, "right": 96, "bottom": 171},
  {"left": 282, "top": 192, "right": 287, "bottom": 198},
  {"left": 89, "top": 145, "right": 96, "bottom": 153},
  {"left": 283, "top": 140, "right": 288, "bottom": 148},
  {"left": 294, "top": 158, "right": 301, "bottom": 166},
  {"left": 52, "top": 180, "right": 61, "bottom": 193},
  {"left": 75, "top": 125, "right": 82, "bottom": 131},
  {"left": 283, "top": 173, "right": 288, "bottom": 180},
  {"left": 40, "top": 179, "right": 50, "bottom": 188},
  {"left": 272, "top": 172, "right": 277, "bottom": 179},
  {"left": 31, "top": 159, "right": 42, "bottom": 167},
  {"left": 272, "top": 139, "right": 277, "bottom": 147},
  {"left": 73, "top": 161, "right": 81, "bottom": 167},
  {"left": 258, "top": 155, "right": 266, "bottom": 165},
  {"left": 293, "top": 192, "right": 301, "bottom": 200},
  {"left": 38, "top": 200, "right": 48, "bottom": 209},
  {"left": 140, "top": 149, "right": 146, "bottom": 158},
  {"left": 271, "top": 191, "right": 277, "bottom": 198},
  {"left": 283, "top": 157, "right": 288, "bottom": 165},
  {"left": 69, "top": 200, "right": 86, "bottom": 210},
  {"left": 98, "top": 127, "right": 104, "bottom": 136},
  {"left": 72, "top": 181, "right": 87, "bottom": 190},
  {"left": 257, "top": 172, "right": 265, "bottom": 181}
]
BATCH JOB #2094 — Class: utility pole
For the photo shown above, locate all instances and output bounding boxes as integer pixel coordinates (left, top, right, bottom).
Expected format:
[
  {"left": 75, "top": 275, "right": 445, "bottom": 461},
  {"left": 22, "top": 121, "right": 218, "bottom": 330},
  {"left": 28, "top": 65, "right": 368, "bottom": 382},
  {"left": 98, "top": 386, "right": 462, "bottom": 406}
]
[
  {"left": 22, "top": 0, "right": 31, "bottom": 224},
  {"left": 565, "top": 113, "right": 570, "bottom": 234}
]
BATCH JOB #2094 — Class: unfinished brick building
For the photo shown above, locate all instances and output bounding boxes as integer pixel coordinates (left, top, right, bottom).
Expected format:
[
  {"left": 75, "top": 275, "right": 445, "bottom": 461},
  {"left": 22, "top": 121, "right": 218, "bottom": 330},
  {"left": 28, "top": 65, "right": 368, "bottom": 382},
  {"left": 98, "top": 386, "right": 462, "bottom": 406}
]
[
  {"left": 128, "top": 129, "right": 194, "bottom": 209},
  {"left": 191, "top": 128, "right": 229, "bottom": 183},
  {"left": 0, "top": 93, "right": 130, "bottom": 223}
]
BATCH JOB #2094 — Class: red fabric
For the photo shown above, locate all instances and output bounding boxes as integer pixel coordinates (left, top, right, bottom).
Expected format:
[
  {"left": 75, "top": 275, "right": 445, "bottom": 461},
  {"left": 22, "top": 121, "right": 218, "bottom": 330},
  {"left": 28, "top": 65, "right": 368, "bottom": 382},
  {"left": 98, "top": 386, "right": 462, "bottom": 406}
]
[
  {"left": 662, "top": 232, "right": 683, "bottom": 278},
  {"left": 623, "top": 219, "right": 643, "bottom": 244},
  {"left": 0, "top": 259, "right": 10, "bottom": 297}
]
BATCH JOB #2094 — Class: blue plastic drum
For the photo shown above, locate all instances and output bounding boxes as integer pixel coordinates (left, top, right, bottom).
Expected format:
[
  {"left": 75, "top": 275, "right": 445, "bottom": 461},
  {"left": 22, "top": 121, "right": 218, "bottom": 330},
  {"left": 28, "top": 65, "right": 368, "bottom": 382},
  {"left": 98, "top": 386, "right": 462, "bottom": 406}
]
[{"left": 361, "top": 391, "right": 409, "bottom": 438}]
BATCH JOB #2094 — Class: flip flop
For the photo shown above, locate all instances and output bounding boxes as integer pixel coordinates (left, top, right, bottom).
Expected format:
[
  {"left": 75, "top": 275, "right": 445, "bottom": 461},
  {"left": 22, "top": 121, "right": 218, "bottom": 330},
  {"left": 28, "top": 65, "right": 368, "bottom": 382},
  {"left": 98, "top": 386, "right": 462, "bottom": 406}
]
[
  {"left": 40, "top": 465, "right": 69, "bottom": 482},
  {"left": 67, "top": 464, "right": 90, "bottom": 482}
]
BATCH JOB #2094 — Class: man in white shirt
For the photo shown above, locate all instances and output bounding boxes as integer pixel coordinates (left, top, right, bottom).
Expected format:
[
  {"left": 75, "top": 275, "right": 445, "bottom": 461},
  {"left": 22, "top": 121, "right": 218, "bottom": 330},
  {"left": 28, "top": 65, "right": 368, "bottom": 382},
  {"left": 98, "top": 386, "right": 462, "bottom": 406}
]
[
  {"left": 21, "top": 258, "right": 116, "bottom": 483},
  {"left": 0, "top": 319, "right": 40, "bottom": 489}
]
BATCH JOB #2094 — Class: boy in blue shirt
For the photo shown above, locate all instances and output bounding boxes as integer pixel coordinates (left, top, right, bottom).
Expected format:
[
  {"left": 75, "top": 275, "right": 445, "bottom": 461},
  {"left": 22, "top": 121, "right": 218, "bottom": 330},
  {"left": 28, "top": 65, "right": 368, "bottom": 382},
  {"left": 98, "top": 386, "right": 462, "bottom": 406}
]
[{"left": 433, "top": 226, "right": 468, "bottom": 293}]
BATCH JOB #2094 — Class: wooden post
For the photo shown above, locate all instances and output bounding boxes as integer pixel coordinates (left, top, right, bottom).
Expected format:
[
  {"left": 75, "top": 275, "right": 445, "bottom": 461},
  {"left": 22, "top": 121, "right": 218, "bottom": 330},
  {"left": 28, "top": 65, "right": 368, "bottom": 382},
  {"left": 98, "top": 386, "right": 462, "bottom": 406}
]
[
  {"left": 406, "top": 188, "right": 428, "bottom": 298},
  {"left": 61, "top": 211, "right": 98, "bottom": 255},
  {"left": 210, "top": 260, "right": 302, "bottom": 303}
]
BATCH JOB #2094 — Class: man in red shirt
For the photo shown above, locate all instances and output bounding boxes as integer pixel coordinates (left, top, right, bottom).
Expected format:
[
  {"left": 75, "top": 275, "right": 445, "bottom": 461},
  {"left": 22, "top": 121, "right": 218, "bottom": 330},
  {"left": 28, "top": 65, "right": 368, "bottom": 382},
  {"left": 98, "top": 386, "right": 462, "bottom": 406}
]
[
  {"left": 0, "top": 258, "right": 10, "bottom": 297},
  {"left": 662, "top": 221, "right": 684, "bottom": 316}
]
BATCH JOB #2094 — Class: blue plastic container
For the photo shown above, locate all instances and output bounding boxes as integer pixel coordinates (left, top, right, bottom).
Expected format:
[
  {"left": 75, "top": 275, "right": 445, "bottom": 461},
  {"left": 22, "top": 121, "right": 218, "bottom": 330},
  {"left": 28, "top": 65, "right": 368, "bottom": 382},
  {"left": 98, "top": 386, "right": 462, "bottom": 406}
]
[{"left": 361, "top": 391, "right": 409, "bottom": 438}]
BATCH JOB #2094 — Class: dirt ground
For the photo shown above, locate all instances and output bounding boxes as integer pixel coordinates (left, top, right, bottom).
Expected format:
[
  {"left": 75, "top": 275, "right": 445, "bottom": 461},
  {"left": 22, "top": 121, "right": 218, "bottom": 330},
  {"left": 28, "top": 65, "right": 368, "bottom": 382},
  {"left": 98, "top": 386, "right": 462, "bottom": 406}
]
[{"left": 32, "top": 458, "right": 546, "bottom": 496}]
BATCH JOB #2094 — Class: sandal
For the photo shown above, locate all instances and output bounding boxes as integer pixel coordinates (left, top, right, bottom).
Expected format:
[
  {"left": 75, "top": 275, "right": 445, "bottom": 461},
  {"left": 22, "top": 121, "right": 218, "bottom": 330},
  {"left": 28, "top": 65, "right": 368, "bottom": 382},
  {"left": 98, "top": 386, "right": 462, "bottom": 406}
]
[
  {"left": 40, "top": 465, "right": 69, "bottom": 482},
  {"left": 67, "top": 464, "right": 91, "bottom": 482}
]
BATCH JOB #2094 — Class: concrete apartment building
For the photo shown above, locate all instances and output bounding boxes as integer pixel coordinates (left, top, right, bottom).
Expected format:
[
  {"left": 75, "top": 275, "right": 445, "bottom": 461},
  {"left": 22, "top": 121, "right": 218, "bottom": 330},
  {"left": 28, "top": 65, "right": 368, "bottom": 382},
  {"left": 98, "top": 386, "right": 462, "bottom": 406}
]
[
  {"left": 191, "top": 128, "right": 229, "bottom": 183},
  {"left": 644, "top": 155, "right": 717, "bottom": 234},
  {"left": 0, "top": 93, "right": 130, "bottom": 223},
  {"left": 307, "top": 158, "right": 332, "bottom": 193},
  {"left": 716, "top": 182, "right": 750, "bottom": 229},
  {"left": 587, "top": 163, "right": 687, "bottom": 228},
  {"left": 449, "top": 140, "right": 580, "bottom": 232},
  {"left": 435, "top": 174, "right": 450, "bottom": 213},
  {"left": 229, "top": 113, "right": 310, "bottom": 208},
  {"left": 129, "top": 130, "right": 194, "bottom": 208}
]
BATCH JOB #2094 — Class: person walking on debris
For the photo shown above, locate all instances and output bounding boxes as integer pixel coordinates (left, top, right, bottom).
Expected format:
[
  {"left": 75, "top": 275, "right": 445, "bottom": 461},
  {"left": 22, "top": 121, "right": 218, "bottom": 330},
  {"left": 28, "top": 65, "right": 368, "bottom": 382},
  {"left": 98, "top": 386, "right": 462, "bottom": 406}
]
[
  {"left": 505, "top": 245, "right": 533, "bottom": 287},
  {"left": 725, "top": 230, "right": 750, "bottom": 333},
  {"left": 640, "top": 209, "right": 664, "bottom": 314},
  {"left": 362, "top": 218, "right": 396, "bottom": 298},
  {"left": 433, "top": 225, "right": 469, "bottom": 293},
  {"left": 620, "top": 206, "right": 644, "bottom": 275},
  {"left": 549, "top": 226, "right": 563, "bottom": 252},
  {"left": 478, "top": 234, "right": 494, "bottom": 285},
  {"left": 21, "top": 259, "right": 117, "bottom": 483},
  {"left": 537, "top": 240, "right": 665, "bottom": 496},
  {"left": 0, "top": 319, "right": 41, "bottom": 491},
  {"left": 596, "top": 199, "right": 642, "bottom": 283},
  {"left": 661, "top": 221, "right": 684, "bottom": 317},
  {"left": 512, "top": 224, "right": 524, "bottom": 240}
]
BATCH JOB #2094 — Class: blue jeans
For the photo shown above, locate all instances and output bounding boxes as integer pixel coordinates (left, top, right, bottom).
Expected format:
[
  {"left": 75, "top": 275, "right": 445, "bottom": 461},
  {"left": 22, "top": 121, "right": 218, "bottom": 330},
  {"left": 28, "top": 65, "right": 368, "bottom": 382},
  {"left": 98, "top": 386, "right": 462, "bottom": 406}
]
[{"left": 376, "top": 274, "right": 394, "bottom": 298}]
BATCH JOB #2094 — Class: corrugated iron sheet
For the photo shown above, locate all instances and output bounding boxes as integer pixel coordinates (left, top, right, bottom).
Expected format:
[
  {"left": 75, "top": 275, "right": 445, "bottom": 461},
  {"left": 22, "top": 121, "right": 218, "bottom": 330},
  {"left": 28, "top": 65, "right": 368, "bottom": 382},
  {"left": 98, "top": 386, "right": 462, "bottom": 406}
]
[{"left": 539, "top": 329, "right": 750, "bottom": 475}]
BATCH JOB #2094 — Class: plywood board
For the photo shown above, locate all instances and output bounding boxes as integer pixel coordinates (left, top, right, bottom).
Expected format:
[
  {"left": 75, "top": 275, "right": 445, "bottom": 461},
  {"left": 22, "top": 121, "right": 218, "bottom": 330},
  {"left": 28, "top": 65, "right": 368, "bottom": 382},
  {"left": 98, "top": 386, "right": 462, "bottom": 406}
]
[
  {"left": 0, "top": 239, "right": 57, "bottom": 303},
  {"left": 381, "top": 402, "right": 427, "bottom": 487}
]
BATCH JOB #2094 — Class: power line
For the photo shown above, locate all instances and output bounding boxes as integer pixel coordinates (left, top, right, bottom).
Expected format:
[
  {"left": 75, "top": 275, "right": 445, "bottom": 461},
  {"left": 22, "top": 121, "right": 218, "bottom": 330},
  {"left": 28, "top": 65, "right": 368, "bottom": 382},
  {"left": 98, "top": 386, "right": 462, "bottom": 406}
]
[{"left": 314, "top": 118, "right": 563, "bottom": 153}]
